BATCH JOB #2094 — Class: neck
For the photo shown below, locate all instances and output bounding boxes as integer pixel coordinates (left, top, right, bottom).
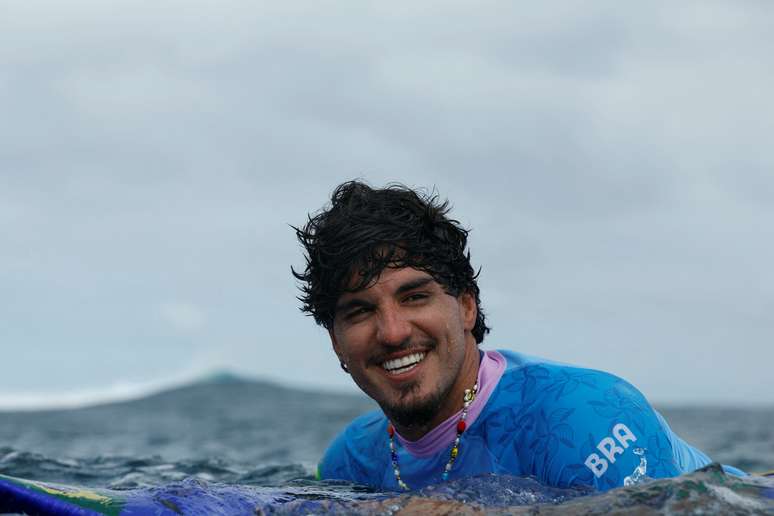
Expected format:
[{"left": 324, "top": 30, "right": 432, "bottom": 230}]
[{"left": 392, "top": 339, "right": 480, "bottom": 441}]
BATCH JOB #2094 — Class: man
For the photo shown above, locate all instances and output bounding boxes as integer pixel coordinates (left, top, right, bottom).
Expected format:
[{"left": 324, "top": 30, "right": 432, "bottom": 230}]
[{"left": 293, "top": 181, "right": 744, "bottom": 492}]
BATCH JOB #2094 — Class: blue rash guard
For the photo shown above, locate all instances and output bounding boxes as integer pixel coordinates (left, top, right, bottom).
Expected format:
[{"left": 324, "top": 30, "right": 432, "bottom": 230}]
[{"left": 318, "top": 350, "right": 745, "bottom": 492}]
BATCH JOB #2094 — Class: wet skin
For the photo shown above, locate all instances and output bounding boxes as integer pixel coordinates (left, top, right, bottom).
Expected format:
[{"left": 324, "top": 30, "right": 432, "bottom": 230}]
[{"left": 329, "top": 267, "right": 480, "bottom": 441}]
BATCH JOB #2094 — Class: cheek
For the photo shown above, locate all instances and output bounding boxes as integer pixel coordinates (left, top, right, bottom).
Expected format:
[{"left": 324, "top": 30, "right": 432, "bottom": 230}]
[
  {"left": 336, "top": 326, "right": 371, "bottom": 361},
  {"left": 442, "top": 307, "right": 465, "bottom": 337}
]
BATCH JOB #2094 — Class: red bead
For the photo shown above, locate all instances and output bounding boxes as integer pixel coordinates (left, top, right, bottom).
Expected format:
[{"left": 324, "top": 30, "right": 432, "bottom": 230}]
[
  {"left": 388, "top": 424, "right": 395, "bottom": 437},
  {"left": 457, "top": 420, "right": 466, "bottom": 433}
]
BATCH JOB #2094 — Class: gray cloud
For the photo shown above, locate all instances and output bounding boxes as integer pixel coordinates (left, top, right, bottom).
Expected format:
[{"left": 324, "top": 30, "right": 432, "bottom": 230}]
[{"left": 1, "top": 0, "right": 772, "bottom": 404}]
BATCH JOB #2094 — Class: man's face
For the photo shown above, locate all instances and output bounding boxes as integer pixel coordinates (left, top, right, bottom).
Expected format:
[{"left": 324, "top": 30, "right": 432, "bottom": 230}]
[{"left": 329, "top": 267, "right": 478, "bottom": 428}]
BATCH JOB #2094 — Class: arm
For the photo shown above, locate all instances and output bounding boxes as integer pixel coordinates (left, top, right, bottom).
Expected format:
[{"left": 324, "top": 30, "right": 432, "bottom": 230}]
[
  {"left": 525, "top": 368, "right": 710, "bottom": 491},
  {"left": 318, "top": 429, "right": 351, "bottom": 481},
  {"left": 317, "top": 411, "right": 389, "bottom": 488}
]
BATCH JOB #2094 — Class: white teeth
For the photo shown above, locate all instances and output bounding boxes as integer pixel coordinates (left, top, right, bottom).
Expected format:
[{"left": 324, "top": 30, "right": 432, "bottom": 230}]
[{"left": 382, "top": 352, "right": 426, "bottom": 374}]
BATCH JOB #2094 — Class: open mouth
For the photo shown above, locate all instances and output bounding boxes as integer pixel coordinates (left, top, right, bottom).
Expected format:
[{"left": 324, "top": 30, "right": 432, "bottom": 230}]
[{"left": 382, "top": 352, "right": 426, "bottom": 376}]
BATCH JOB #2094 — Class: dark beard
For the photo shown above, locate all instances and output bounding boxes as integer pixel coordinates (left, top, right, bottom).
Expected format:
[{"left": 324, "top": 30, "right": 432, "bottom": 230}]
[{"left": 381, "top": 382, "right": 446, "bottom": 430}]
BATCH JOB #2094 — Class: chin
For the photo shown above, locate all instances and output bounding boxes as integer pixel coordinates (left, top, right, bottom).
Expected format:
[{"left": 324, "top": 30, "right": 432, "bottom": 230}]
[{"left": 381, "top": 387, "right": 444, "bottom": 429}]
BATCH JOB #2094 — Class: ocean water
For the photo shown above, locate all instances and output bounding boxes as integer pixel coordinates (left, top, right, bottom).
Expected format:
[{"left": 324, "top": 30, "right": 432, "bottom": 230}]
[{"left": 0, "top": 374, "right": 772, "bottom": 514}]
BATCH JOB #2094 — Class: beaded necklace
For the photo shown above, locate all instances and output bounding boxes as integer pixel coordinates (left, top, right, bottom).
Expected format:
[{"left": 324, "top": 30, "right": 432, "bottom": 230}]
[{"left": 387, "top": 382, "right": 478, "bottom": 490}]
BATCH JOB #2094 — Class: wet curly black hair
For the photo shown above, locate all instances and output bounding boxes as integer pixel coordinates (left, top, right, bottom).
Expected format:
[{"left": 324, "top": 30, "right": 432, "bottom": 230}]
[{"left": 292, "top": 181, "right": 490, "bottom": 343}]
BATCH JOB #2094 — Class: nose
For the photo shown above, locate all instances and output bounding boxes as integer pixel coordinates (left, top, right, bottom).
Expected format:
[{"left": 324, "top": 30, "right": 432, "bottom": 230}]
[{"left": 376, "top": 303, "right": 412, "bottom": 347}]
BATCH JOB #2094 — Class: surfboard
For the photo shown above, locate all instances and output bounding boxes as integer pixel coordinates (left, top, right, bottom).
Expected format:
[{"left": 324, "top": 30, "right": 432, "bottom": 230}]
[
  {"left": 0, "top": 474, "right": 124, "bottom": 516},
  {"left": 0, "top": 473, "right": 293, "bottom": 515}
]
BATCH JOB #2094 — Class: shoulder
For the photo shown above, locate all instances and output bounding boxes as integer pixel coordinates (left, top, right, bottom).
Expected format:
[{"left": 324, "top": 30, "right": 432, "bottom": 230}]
[
  {"left": 488, "top": 350, "right": 684, "bottom": 490},
  {"left": 492, "top": 350, "right": 627, "bottom": 407},
  {"left": 318, "top": 410, "right": 388, "bottom": 484},
  {"left": 494, "top": 351, "right": 657, "bottom": 440}
]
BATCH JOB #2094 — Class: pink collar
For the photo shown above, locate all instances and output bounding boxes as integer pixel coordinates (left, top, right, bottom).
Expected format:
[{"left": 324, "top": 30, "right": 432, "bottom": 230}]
[{"left": 394, "top": 350, "right": 506, "bottom": 458}]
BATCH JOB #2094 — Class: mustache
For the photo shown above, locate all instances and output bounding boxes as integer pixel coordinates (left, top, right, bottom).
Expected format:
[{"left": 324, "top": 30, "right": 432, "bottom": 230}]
[{"left": 370, "top": 338, "right": 437, "bottom": 364}]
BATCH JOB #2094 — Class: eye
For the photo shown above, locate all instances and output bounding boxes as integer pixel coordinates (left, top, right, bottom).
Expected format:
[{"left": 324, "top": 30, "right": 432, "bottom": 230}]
[
  {"left": 345, "top": 306, "right": 371, "bottom": 320},
  {"left": 403, "top": 293, "right": 428, "bottom": 303}
]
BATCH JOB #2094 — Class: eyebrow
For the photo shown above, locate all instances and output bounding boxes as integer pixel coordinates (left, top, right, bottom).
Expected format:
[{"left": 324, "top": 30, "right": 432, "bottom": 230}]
[
  {"left": 394, "top": 276, "right": 434, "bottom": 295},
  {"left": 334, "top": 277, "right": 435, "bottom": 315}
]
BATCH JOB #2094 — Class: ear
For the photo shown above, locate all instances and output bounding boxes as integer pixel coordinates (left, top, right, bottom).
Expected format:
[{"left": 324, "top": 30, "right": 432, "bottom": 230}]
[{"left": 459, "top": 291, "right": 477, "bottom": 332}]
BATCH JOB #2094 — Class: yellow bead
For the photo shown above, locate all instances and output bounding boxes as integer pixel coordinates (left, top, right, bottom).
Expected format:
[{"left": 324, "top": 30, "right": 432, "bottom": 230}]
[{"left": 451, "top": 447, "right": 458, "bottom": 458}]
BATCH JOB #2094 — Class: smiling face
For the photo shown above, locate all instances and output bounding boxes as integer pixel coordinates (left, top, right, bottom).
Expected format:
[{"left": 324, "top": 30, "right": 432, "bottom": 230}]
[{"left": 329, "top": 267, "right": 480, "bottom": 438}]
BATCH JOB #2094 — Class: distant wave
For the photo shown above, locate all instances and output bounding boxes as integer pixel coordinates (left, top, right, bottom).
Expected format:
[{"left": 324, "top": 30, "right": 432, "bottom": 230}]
[{"left": 0, "top": 369, "right": 253, "bottom": 411}]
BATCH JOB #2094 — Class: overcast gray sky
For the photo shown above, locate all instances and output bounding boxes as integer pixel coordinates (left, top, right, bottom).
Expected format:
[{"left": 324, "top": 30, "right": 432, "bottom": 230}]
[{"left": 2, "top": 0, "right": 772, "bottom": 408}]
